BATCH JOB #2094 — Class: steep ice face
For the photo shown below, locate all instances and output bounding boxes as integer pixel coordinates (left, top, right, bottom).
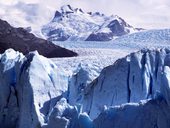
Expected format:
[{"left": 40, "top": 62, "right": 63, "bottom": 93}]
[
  {"left": 67, "top": 63, "right": 100, "bottom": 106},
  {"left": 42, "top": 5, "right": 139, "bottom": 41},
  {"left": 93, "top": 98, "right": 170, "bottom": 128},
  {"left": 1, "top": 48, "right": 170, "bottom": 128},
  {"left": 16, "top": 52, "right": 69, "bottom": 127},
  {"left": 0, "top": 49, "right": 24, "bottom": 128},
  {"left": 51, "top": 48, "right": 170, "bottom": 126},
  {"left": 82, "top": 48, "right": 170, "bottom": 119},
  {"left": 0, "top": 49, "right": 102, "bottom": 128},
  {"left": 44, "top": 48, "right": 170, "bottom": 128},
  {"left": 0, "top": 49, "right": 69, "bottom": 128},
  {"left": 161, "top": 66, "right": 170, "bottom": 106}
]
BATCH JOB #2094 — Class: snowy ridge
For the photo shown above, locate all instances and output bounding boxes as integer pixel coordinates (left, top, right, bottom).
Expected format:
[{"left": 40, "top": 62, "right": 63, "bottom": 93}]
[{"left": 42, "top": 5, "right": 140, "bottom": 41}]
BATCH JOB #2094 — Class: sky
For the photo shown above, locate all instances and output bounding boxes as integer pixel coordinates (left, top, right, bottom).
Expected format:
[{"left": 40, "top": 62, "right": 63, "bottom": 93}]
[{"left": 0, "top": 0, "right": 170, "bottom": 29}]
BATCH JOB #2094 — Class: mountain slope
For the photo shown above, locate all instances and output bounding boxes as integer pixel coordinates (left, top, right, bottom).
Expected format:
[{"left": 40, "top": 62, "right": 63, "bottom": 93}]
[
  {"left": 0, "top": 19, "right": 77, "bottom": 58},
  {"left": 42, "top": 5, "right": 140, "bottom": 41}
]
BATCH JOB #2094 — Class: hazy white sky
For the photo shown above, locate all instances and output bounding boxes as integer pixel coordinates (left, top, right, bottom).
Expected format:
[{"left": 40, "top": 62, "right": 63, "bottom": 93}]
[{"left": 0, "top": 0, "right": 170, "bottom": 29}]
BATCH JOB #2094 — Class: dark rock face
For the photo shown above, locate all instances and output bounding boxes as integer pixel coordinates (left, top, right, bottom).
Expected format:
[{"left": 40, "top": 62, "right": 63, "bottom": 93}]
[
  {"left": 108, "top": 19, "right": 128, "bottom": 36},
  {"left": 86, "top": 32, "right": 113, "bottom": 41},
  {"left": 47, "top": 29, "right": 70, "bottom": 41},
  {"left": 61, "top": 5, "right": 74, "bottom": 14},
  {"left": 54, "top": 11, "right": 62, "bottom": 18},
  {"left": 86, "top": 19, "right": 129, "bottom": 41},
  {"left": 0, "top": 19, "right": 77, "bottom": 58},
  {"left": 85, "top": 17, "right": 136, "bottom": 41}
]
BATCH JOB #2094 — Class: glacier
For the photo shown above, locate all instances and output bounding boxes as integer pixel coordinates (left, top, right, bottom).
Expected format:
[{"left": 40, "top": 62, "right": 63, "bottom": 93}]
[
  {"left": 1, "top": 3, "right": 170, "bottom": 128},
  {"left": 0, "top": 49, "right": 69, "bottom": 128},
  {"left": 82, "top": 48, "right": 170, "bottom": 119},
  {"left": 94, "top": 97, "right": 170, "bottom": 128},
  {"left": 1, "top": 48, "right": 170, "bottom": 128}
]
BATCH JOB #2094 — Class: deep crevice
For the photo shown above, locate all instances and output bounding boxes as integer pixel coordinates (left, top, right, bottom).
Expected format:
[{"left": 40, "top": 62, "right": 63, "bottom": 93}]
[
  {"left": 110, "top": 93, "right": 115, "bottom": 106},
  {"left": 99, "top": 72, "right": 106, "bottom": 92},
  {"left": 155, "top": 51, "right": 159, "bottom": 79},
  {"left": 127, "top": 62, "right": 131, "bottom": 103},
  {"left": 19, "top": 53, "right": 34, "bottom": 79},
  {"left": 87, "top": 82, "right": 95, "bottom": 115},
  {"left": 14, "top": 86, "right": 19, "bottom": 107},
  {"left": 147, "top": 74, "right": 153, "bottom": 98},
  {"left": 67, "top": 77, "right": 71, "bottom": 103},
  {"left": 141, "top": 52, "right": 147, "bottom": 92}
]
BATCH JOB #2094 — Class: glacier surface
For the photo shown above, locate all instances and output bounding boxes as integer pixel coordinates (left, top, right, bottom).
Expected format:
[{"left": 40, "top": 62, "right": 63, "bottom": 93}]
[
  {"left": 1, "top": 47, "right": 170, "bottom": 128},
  {"left": 1, "top": 27, "right": 170, "bottom": 128}
]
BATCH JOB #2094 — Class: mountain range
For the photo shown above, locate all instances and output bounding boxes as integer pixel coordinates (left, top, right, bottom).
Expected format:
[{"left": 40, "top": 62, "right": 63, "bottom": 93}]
[{"left": 42, "top": 5, "right": 143, "bottom": 41}]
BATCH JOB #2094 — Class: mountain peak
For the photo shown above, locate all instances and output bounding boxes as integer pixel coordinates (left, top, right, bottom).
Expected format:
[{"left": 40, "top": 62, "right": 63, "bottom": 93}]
[
  {"left": 61, "top": 4, "right": 74, "bottom": 14},
  {"left": 60, "top": 5, "right": 84, "bottom": 14},
  {"left": 42, "top": 5, "right": 142, "bottom": 41}
]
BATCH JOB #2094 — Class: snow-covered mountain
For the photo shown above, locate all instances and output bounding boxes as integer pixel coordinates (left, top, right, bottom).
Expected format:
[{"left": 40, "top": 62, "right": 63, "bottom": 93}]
[{"left": 42, "top": 5, "right": 141, "bottom": 41}]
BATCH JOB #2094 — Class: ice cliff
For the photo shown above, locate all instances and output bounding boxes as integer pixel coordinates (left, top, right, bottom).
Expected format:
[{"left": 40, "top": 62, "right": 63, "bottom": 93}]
[
  {"left": 0, "top": 49, "right": 69, "bottom": 128},
  {"left": 1, "top": 48, "right": 170, "bottom": 128}
]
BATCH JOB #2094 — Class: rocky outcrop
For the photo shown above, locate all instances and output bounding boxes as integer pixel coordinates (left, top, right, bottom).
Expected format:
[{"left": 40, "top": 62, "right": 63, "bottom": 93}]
[
  {"left": 85, "top": 32, "right": 113, "bottom": 41},
  {"left": 108, "top": 19, "right": 128, "bottom": 36},
  {"left": 86, "top": 17, "right": 133, "bottom": 41},
  {"left": 0, "top": 19, "right": 77, "bottom": 58}
]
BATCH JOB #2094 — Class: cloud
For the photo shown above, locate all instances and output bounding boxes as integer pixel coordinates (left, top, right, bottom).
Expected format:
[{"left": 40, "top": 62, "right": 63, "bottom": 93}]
[{"left": 0, "top": 0, "right": 170, "bottom": 29}]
